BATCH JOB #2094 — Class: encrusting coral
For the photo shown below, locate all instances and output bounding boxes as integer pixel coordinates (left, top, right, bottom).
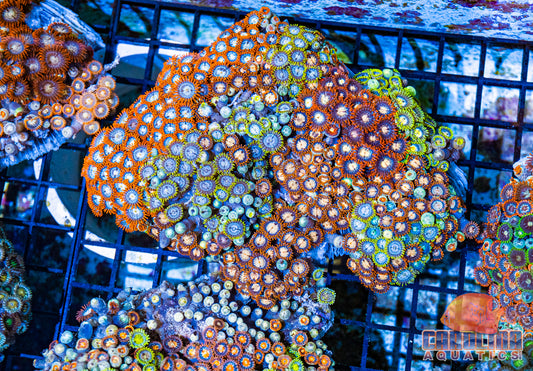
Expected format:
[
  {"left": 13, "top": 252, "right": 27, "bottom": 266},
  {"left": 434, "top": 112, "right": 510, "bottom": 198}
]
[
  {"left": 82, "top": 9, "right": 338, "bottom": 306},
  {"left": 34, "top": 273, "right": 335, "bottom": 371},
  {"left": 82, "top": 7, "right": 471, "bottom": 301},
  {"left": 0, "top": 0, "right": 118, "bottom": 168},
  {"left": 0, "top": 225, "right": 32, "bottom": 361},
  {"left": 473, "top": 151, "right": 533, "bottom": 339},
  {"left": 271, "top": 67, "right": 471, "bottom": 293}
]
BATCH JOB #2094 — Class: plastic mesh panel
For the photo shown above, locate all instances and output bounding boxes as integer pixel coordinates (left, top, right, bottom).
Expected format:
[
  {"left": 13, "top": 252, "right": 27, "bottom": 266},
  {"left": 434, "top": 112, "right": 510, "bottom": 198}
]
[{"left": 1, "top": 1, "right": 533, "bottom": 370}]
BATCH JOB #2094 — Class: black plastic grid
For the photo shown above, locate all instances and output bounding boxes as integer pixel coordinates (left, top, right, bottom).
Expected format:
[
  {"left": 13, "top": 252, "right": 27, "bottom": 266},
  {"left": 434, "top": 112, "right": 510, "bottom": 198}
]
[{"left": 1, "top": 1, "right": 533, "bottom": 370}]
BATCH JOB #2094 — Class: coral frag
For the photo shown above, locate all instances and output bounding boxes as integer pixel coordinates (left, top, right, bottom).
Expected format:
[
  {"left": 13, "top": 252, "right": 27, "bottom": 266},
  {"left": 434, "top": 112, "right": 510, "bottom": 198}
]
[
  {"left": 82, "top": 7, "right": 469, "bottom": 300},
  {"left": 0, "top": 0, "right": 117, "bottom": 168},
  {"left": 0, "top": 226, "right": 32, "bottom": 359},
  {"left": 35, "top": 275, "right": 335, "bottom": 370},
  {"left": 271, "top": 66, "right": 471, "bottom": 293},
  {"left": 474, "top": 152, "right": 533, "bottom": 338},
  {"left": 82, "top": 8, "right": 340, "bottom": 306}
]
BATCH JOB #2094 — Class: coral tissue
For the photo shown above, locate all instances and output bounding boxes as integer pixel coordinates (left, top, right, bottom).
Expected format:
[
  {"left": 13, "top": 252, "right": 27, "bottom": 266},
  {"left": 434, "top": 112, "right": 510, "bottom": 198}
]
[{"left": 0, "top": 0, "right": 117, "bottom": 168}]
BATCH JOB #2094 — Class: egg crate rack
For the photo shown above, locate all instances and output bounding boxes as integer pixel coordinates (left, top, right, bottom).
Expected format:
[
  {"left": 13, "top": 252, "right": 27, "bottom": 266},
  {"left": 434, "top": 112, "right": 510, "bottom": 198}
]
[{"left": 1, "top": 1, "right": 533, "bottom": 370}]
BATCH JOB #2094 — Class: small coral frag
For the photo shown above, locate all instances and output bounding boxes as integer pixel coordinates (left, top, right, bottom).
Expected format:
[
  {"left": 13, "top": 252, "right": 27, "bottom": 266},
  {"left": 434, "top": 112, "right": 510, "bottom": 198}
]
[{"left": 0, "top": 0, "right": 118, "bottom": 168}]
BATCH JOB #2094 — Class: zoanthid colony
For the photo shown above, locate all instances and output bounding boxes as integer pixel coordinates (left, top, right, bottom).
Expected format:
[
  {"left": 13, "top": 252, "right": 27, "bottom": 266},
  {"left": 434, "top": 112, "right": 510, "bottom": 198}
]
[
  {"left": 0, "top": 226, "right": 31, "bottom": 360},
  {"left": 0, "top": 0, "right": 118, "bottom": 168},
  {"left": 82, "top": 7, "right": 472, "bottom": 306},
  {"left": 35, "top": 274, "right": 335, "bottom": 371},
  {"left": 474, "top": 152, "right": 533, "bottom": 338}
]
